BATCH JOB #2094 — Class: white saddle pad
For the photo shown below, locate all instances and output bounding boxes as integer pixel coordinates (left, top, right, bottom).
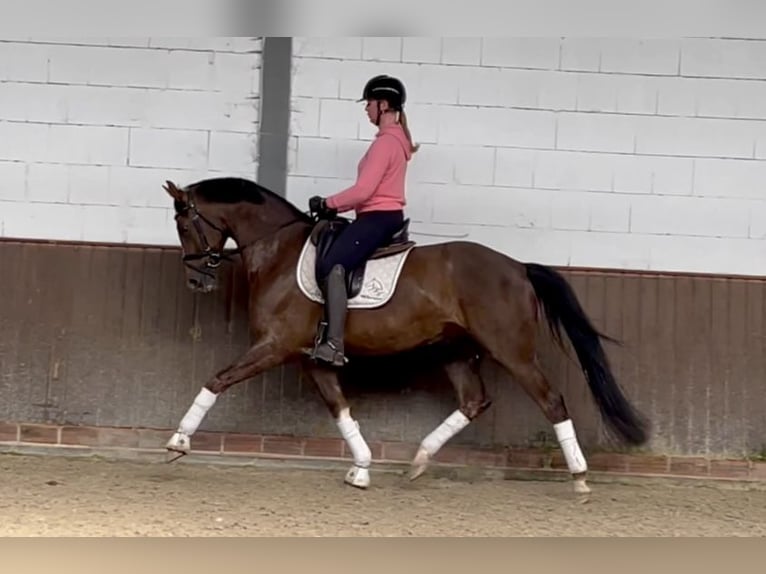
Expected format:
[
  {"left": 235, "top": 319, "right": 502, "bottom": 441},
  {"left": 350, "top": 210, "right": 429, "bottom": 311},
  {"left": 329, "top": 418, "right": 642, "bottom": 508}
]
[{"left": 295, "top": 236, "right": 415, "bottom": 309}]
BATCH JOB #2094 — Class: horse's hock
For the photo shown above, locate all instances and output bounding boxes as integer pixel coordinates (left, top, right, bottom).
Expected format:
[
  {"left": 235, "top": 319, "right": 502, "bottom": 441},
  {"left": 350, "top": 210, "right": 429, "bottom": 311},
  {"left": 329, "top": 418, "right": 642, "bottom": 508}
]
[{"left": 1, "top": 238, "right": 765, "bottom": 483}]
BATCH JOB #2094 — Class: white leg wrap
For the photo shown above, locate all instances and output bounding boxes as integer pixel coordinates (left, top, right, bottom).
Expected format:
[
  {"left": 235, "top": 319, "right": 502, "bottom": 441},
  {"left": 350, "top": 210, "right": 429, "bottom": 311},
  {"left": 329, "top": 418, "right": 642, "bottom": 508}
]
[
  {"left": 177, "top": 387, "right": 218, "bottom": 436},
  {"left": 420, "top": 409, "right": 471, "bottom": 456},
  {"left": 554, "top": 419, "right": 588, "bottom": 474},
  {"left": 336, "top": 409, "right": 372, "bottom": 469}
]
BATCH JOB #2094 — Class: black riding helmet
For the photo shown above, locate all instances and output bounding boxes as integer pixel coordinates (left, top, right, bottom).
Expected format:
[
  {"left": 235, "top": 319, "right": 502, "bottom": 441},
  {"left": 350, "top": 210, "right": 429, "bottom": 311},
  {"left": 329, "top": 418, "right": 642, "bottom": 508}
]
[{"left": 358, "top": 74, "right": 407, "bottom": 111}]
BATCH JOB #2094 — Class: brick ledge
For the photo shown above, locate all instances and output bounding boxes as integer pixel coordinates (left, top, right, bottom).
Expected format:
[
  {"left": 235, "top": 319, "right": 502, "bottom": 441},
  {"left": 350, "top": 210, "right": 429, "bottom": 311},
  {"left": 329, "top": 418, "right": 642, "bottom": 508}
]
[{"left": 1, "top": 421, "right": 764, "bottom": 482}]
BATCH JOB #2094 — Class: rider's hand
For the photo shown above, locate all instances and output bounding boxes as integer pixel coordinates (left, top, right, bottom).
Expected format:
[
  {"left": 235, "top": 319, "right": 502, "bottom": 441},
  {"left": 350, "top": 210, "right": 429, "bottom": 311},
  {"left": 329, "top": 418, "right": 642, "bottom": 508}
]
[
  {"left": 309, "top": 195, "right": 337, "bottom": 219},
  {"left": 308, "top": 195, "right": 326, "bottom": 214}
]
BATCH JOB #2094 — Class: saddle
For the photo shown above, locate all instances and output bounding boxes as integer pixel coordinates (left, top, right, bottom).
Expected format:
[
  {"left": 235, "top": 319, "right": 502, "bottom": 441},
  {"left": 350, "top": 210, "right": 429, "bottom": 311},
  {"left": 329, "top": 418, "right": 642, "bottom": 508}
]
[{"left": 310, "top": 216, "right": 415, "bottom": 299}]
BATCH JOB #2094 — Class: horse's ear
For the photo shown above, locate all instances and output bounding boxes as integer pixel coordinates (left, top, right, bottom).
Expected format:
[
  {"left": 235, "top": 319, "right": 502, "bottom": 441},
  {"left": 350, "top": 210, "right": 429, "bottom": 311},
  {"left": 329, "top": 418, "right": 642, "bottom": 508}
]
[{"left": 163, "top": 180, "right": 185, "bottom": 202}]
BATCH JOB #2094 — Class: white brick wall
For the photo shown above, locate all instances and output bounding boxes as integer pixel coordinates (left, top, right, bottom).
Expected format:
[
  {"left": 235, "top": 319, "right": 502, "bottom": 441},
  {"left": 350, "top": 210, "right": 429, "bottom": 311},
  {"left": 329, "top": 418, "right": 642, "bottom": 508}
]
[
  {"left": 0, "top": 37, "right": 262, "bottom": 245},
  {"left": 287, "top": 37, "right": 766, "bottom": 276}
]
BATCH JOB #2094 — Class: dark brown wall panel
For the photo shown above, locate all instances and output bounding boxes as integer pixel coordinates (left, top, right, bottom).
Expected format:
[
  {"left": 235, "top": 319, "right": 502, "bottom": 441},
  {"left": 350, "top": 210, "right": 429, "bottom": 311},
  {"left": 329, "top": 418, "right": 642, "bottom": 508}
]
[{"left": 1, "top": 239, "right": 764, "bottom": 459}]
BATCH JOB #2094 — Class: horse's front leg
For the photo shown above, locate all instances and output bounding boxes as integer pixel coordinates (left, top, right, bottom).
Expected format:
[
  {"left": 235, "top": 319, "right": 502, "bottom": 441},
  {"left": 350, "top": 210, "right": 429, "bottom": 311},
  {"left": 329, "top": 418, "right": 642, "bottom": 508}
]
[
  {"left": 166, "top": 337, "right": 286, "bottom": 461},
  {"left": 301, "top": 360, "right": 373, "bottom": 489}
]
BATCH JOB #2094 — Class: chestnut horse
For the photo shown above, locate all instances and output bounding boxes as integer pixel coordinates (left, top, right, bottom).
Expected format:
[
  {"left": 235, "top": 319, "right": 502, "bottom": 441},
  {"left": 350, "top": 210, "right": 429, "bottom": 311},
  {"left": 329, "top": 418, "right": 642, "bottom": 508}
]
[{"left": 162, "top": 176, "right": 649, "bottom": 495}]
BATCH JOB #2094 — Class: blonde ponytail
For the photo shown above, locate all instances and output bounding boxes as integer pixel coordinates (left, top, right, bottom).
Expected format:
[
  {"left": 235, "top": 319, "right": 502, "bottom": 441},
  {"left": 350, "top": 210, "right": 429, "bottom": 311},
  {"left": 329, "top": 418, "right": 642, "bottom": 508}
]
[{"left": 399, "top": 109, "right": 420, "bottom": 155}]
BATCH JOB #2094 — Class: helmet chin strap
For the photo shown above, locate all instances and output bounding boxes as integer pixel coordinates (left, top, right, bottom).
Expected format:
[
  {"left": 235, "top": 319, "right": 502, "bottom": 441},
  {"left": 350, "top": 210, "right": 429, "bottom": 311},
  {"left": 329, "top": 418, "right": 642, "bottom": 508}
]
[{"left": 373, "top": 101, "right": 399, "bottom": 126}]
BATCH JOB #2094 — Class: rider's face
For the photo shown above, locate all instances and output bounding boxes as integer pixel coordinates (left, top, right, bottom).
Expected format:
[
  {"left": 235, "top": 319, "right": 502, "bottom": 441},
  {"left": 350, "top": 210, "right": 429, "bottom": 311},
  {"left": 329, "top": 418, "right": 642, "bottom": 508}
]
[{"left": 365, "top": 99, "right": 389, "bottom": 124}]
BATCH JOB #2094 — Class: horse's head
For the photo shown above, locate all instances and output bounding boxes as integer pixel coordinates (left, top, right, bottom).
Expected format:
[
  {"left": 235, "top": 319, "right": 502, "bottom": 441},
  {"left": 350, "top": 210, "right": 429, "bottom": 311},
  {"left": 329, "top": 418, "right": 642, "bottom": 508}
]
[{"left": 164, "top": 179, "right": 229, "bottom": 293}]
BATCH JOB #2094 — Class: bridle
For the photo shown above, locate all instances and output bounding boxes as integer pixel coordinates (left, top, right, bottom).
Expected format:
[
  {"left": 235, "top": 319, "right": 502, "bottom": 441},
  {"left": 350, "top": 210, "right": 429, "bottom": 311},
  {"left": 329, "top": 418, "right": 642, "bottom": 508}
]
[{"left": 175, "top": 187, "right": 305, "bottom": 278}]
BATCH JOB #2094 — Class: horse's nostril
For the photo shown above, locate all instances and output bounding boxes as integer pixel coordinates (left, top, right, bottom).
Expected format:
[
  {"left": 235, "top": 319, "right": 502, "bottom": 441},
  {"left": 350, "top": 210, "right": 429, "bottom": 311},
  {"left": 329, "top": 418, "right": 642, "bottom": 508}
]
[{"left": 188, "top": 278, "right": 200, "bottom": 289}]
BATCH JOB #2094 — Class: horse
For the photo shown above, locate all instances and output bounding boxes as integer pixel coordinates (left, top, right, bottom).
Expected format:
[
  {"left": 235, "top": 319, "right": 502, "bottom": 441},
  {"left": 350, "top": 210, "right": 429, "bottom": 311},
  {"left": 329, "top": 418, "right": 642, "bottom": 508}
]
[{"left": 161, "top": 176, "right": 649, "bottom": 495}]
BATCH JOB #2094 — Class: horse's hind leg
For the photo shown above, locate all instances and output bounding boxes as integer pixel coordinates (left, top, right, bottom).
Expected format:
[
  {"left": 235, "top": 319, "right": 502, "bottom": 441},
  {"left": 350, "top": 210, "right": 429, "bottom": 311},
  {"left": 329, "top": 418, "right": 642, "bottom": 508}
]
[
  {"left": 493, "top": 349, "right": 591, "bottom": 496},
  {"left": 302, "top": 360, "right": 373, "bottom": 489},
  {"left": 410, "top": 349, "right": 492, "bottom": 481}
]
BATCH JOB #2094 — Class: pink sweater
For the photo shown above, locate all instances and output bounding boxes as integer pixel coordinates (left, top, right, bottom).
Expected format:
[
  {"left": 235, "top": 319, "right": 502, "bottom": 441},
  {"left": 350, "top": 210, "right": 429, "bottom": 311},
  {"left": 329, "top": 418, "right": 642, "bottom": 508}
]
[{"left": 325, "top": 123, "right": 412, "bottom": 214}]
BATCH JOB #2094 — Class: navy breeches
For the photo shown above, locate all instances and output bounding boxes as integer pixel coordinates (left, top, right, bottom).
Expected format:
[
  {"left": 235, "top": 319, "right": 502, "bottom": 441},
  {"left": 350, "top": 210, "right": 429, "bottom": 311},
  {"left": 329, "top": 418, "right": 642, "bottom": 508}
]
[{"left": 316, "top": 210, "right": 404, "bottom": 283}]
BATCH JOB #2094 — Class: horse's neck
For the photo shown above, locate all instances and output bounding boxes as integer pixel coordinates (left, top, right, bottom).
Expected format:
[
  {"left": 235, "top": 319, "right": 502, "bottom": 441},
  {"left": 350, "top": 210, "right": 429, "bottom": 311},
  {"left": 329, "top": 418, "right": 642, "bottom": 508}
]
[{"left": 230, "top": 214, "right": 310, "bottom": 276}]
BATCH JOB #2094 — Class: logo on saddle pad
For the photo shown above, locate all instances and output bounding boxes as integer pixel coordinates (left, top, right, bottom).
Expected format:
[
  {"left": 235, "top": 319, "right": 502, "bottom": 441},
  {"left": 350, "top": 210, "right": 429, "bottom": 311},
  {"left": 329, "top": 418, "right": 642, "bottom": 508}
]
[{"left": 296, "top": 219, "right": 415, "bottom": 309}]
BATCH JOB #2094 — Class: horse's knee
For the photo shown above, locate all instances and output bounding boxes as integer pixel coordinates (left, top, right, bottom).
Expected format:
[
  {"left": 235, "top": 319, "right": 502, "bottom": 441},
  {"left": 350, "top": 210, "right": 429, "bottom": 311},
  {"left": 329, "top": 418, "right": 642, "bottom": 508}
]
[{"left": 460, "top": 398, "right": 492, "bottom": 420}]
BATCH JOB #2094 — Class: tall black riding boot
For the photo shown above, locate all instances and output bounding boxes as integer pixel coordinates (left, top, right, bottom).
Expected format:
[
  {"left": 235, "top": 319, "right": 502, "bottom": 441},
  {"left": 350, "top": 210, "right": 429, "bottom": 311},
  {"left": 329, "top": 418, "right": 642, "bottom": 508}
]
[{"left": 313, "top": 264, "right": 348, "bottom": 367}]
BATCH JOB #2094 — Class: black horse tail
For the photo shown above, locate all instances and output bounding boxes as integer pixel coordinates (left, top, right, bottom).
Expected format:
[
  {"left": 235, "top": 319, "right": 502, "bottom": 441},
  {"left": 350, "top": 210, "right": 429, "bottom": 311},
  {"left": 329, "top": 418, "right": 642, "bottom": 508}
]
[{"left": 524, "top": 262, "right": 649, "bottom": 446}]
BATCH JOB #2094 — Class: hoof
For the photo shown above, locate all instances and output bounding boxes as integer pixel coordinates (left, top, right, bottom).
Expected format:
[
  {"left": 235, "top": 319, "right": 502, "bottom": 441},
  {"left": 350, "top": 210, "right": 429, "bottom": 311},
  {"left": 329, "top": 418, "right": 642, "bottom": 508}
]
[
  {"left": 344, "top": 465, "right": 370, "bottom": 489},
  {"left": 573, "top": 477, "right": 591, "bottom": 496},
  {"left": 165, "top": 432, "right": 190, "bottom": 463},
  {"left": 409, "top": 447, "right": 430, "bottom": 482}
]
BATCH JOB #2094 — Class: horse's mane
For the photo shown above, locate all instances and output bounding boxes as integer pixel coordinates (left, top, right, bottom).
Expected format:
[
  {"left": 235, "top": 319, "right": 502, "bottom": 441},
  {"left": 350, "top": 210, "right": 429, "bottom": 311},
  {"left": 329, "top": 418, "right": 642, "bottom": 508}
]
[{"left": 178, "top": 177, "right": 312, "bottom": 223}]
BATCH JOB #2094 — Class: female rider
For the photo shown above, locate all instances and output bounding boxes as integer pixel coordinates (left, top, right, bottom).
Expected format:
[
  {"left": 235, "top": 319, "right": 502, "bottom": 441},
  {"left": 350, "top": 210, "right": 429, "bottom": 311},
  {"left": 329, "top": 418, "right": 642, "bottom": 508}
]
[{"left": 307, "top": 74, "right": 419, "bottom": 367}]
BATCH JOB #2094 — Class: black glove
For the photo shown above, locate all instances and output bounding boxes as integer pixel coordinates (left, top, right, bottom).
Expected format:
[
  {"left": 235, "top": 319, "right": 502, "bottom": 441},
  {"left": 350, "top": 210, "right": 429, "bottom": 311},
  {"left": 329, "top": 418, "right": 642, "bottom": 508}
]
[
  {"left": 308, "top": 195, "right": 337, "bottom": 220},
  {"left": 308, "top": 195, "right": 326, "bottom": 214}
]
